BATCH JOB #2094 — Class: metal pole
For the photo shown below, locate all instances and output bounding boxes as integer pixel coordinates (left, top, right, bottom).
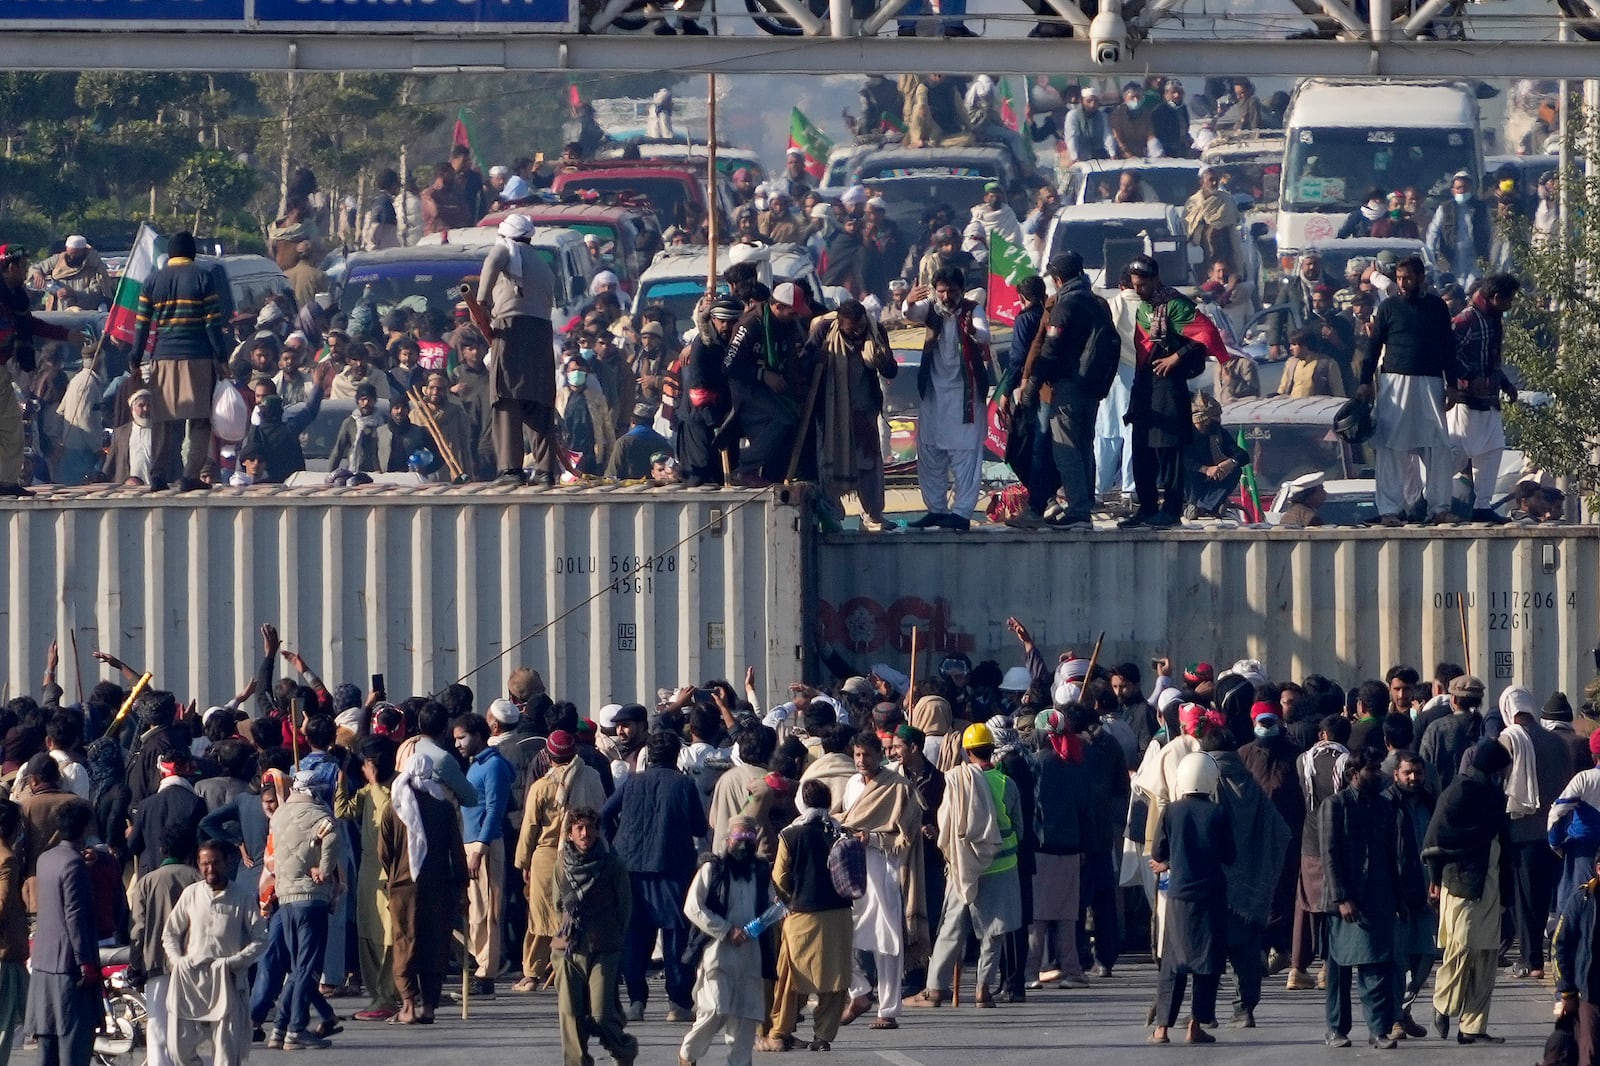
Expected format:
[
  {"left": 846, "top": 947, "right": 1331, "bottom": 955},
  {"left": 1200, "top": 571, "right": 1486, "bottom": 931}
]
[
  {"left": 830, "top": 0, "right": 850, "bottom": 36},
  {"left": 1370, "top": 0, "right": 1389, "bottom": 43},
  {"left": 1397, "top": 0, "right": 1451, "bottom": 37},
  {"left": 707, "top": 73, "right": 718, "bottom": 289}
]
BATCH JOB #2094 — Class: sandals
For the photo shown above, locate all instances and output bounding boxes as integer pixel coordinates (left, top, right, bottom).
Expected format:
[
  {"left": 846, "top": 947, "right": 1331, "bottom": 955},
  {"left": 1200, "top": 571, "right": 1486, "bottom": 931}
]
[{"left": 869, "top": 1018, "right": 899, "bottom": 1030}]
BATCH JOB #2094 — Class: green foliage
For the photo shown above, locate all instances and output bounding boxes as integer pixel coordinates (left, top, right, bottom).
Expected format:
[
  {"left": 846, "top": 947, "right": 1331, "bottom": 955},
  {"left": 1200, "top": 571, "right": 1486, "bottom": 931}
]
[
  {"left": 0, "top": 71, "right": 681, "bottom": 253},
  {"left": 1502, "top": 107, "right": 1600, "bottom": 502}
]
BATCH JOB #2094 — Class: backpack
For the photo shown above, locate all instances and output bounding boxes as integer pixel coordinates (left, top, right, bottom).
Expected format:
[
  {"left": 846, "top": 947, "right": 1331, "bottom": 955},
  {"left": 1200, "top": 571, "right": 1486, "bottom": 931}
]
[
  {"left": 826, "top": 831, "right": 867, "bottom": 900},
  {"left": 1078, "top": 296, "right": 1122, "bottom": 402}
]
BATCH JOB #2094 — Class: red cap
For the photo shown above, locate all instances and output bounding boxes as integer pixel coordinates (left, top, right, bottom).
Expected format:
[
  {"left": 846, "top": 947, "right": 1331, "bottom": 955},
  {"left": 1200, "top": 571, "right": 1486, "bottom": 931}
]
[{"left": 1250, "top": 700, "right": 1280, "bottom": 722}]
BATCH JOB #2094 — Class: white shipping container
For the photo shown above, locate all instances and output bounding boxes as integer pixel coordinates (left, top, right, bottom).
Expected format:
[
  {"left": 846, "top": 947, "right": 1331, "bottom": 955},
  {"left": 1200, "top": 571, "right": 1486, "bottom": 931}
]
[
  {"left": 816, "top": 527, "right": 1600, "bottom": 703},
  {"left": 0, "top": 485, "right": 809, "bottom": 715}
]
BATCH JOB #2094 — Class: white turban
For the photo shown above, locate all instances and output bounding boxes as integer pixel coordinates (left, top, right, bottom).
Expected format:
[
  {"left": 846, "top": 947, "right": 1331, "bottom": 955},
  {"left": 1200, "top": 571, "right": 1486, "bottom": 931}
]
[
  {"left": 497, "top": 214, "right": 534, "bottom": 281},
  {"left": 589, "top": 269, "right": 619, "bottom": 296}
]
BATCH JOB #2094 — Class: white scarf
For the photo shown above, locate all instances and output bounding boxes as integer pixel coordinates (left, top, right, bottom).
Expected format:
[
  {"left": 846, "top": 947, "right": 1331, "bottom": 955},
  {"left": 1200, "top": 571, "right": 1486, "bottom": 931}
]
[
  {"left": 352, "top": 411, "right": 381, "bottom": 433},
  {"left": 391, "top": 753, "right": 448, "bottom": 881},
  {"left": 1501, "top": 723, "right": 1541, "bottom": 817}
]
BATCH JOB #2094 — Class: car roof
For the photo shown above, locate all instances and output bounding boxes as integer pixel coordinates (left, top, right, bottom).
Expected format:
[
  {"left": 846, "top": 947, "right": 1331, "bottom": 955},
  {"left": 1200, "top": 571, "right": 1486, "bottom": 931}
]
[
  {"left": 480, "top": 203, "right": 644, "bottom": 227},
  {"left": 1303, "top": 237, "right": 1425, "bottom": 252},
  {"left": 1054, "top": 203, "right": 1184, "bottom": 222},
  {"left": 1200, "top": 132, "right": 1285, "bottom": 159},
  {"left": 416, "top": 226, "right": 585, "bottom": 249},
  {"left": 1220, "top": 395, "right": 1346, "bottom": 426},
  {"left": 555, "top": 161, "right": 702, "bottom": 178},
  {"left": 344, "top": 246, "right": 486, "bottom": 265},
  {"left": 639, "top": 242, "right": 812, "bottom": 281},
  {"left": 1070, "top": 158, "right": 1202, "bottom": 173},
  {"left": 856, "top": 146, "right": 1011, "bottom": 163}
]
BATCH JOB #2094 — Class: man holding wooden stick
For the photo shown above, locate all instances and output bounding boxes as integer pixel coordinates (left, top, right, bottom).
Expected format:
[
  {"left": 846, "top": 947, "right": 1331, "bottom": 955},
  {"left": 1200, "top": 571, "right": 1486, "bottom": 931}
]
[{"left": 477, "top": 215, "right": 559, "bottom": 487}]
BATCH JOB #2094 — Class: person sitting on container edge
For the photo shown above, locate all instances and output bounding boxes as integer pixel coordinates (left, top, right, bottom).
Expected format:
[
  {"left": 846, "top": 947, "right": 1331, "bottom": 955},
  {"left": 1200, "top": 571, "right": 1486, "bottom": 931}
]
[{"left": 1181, "top": 391, "right": 1248, "bottom": 520}]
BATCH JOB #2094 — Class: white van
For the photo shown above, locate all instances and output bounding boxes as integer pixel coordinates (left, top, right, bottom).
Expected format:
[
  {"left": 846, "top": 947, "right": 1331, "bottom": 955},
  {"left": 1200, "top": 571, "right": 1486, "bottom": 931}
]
[{"left": 1276, "top": 79, "right": 1483, "bottom": 258}]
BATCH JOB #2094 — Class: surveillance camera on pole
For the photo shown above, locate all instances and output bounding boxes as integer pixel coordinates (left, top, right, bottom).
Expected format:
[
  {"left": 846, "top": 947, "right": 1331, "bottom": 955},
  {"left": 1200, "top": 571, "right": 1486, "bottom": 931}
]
[{"left": 1089, "top": 0, "right": 1128, "bottom": 64}]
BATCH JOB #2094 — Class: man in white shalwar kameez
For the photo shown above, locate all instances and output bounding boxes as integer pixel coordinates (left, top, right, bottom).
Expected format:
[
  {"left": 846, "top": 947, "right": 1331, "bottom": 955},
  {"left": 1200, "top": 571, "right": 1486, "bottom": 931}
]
[
  {"left": 162, "top": 841, "right": 269, "bottom": 1066},
  {"left": 903, "top": 267, "right": 992, "bottom": 530},
  {"left": 678, "top": 817, "right": 768, "bottom": 1066},
  {"left": 839, "top": 732, "right": 925, "bottom": 1030}
]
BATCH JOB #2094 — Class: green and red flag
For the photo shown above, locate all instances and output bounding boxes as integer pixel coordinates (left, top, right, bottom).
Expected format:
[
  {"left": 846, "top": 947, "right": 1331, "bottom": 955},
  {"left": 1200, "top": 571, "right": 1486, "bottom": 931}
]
[
  {"left": 788, "top": 107, "right": 833, "bottom": 181},
  {"left": 451, "top": 107, "right": 480, "bottom": 166},
  {"left": 106, "top": 223, "right": 165, "bottom": 348},
  {"left": 1236, "top": 429, "right": 1263, "bottom": 522},
  {"left": 987, "top": 229, "right": 1036, "bottom": 325},
  {"left": 997, "top": 77, "right": 1023, "bottom": 133}
]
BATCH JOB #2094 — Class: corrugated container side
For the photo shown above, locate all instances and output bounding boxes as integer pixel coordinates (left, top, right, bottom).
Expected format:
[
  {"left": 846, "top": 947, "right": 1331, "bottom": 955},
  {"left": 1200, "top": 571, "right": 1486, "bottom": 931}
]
[
  {"left": 0, "top": 487, "right": 807, "bottom": 715},
  {"left": 816, "top": 528, "right": 1598, "bottom": 700}
]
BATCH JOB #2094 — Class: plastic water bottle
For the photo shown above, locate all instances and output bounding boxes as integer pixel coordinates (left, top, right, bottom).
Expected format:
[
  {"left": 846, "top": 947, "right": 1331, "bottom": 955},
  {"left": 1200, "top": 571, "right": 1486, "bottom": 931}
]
[{"left": 743, "top": 900, "right": 789, "bottom": 938}]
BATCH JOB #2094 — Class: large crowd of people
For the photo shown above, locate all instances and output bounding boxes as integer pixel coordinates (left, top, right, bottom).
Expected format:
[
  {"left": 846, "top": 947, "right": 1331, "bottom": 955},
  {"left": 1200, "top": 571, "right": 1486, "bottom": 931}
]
[
  {"left": 0, "top": 622, "right": 1589, "bottom": 1064},
  {"left": 0, "top": 74, "right": 1557, "bottom": 528}
]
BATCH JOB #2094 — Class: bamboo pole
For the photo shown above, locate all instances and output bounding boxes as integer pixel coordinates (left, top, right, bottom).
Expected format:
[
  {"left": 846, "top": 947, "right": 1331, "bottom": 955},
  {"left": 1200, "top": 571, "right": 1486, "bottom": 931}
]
[
  {"left": 1458, "top": 593, "right": 1471, "bottom": 675},
  {"left": 407, "top": 387, "right": 465, "bottom": 481},
  {"left": 1083, "top": 631, "right": 1106, "bottom": 683}
]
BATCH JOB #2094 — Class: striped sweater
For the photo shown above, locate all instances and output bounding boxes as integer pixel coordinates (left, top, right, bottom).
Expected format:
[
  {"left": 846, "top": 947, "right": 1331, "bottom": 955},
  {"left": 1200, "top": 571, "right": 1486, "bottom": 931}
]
[{"left": 128, "top": 258, "right": 225, "bottom": 362}]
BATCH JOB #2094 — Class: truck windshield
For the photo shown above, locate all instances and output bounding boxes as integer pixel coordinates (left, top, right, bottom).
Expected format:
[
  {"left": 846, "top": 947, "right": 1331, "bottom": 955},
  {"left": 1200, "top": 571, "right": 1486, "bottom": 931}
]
[{"left": 1282, "top": 127, "right": 1473, "bottom": 212}]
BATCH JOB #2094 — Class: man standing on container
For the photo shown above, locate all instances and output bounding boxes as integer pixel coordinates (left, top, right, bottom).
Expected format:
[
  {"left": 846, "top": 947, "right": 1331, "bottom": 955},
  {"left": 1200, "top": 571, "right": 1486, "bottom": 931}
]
[
  {"left": 1449, "top": 273, "right": 1520, "bottom": 524},
  {"left": 477, "top": 214, "right": 559, "bottom": 486},
  {"left": 903, "top": 267, "right": 992, "bottom": 532},
  {"left": 127, "top": 231, "right": 227, "bottom": 491},
  {"left": 1357, "top": 255, "right": 1458, "bottom": 527},
  {"left": 1010, "top": 251, "right": 1115, "bottom": 530},
  {"left": 1119, "top": 255, "right": 1223, "bottom": 528}
]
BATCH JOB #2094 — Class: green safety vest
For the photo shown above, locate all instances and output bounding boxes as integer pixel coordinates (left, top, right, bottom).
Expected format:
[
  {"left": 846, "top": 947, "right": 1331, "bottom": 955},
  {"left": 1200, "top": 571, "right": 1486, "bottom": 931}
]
[{"left": 983, "top": 767, "right": 1018, "bottom": 877}]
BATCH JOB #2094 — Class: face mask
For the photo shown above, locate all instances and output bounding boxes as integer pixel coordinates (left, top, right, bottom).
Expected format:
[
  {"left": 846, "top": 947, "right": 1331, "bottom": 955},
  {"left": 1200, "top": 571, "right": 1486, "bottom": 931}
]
[
  {"left": 1126, "top": 98, "right": 1141, "bottom": 111},
  {"left": 1254, "top": 723, "right": 1280, "bottom": 739},
  {"left": 579, "top": 347, "right": 595, "bottom": 361},
  {"left": 1453, "top": 192, "right": 1470, "bottom": 205},
  {"left": 567, "top": 370, "right": 587, "bottom": 388}
]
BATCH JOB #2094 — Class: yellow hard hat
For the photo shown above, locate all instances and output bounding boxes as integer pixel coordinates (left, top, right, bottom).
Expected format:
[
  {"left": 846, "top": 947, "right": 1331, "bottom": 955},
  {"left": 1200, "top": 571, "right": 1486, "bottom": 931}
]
[{"left": 962, "top": 722, "right": 995, "bottom": 750}]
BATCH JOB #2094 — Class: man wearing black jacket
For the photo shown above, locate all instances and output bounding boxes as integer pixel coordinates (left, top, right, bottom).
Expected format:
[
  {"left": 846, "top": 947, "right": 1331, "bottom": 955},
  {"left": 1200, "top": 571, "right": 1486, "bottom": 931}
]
[
  {"left": 1357, "top": 256, "right": 1459, "bottom": 527},
  {"left": 1011, "top": 252, "right": 1115, "bottom": 529}
]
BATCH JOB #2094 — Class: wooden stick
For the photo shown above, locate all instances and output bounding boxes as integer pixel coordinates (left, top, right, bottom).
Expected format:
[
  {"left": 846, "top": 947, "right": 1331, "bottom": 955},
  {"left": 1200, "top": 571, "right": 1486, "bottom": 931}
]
[
  {"left": 69, "top": 630, "right": 84, "bottom": 706},
  {"left": 1459, "top": 593, "right": 1471, "bottom": 676},
  {"left": 906, "top": 626, "right": 919, "bottom": 712},
  {"left": 461, "top": 930, "right": 471, "bottom": 1020},
  {"left": 1083, "top": 631, "right": 1106, "bottom": 682},
  {"left": 783, "top": 359, "right": 826, "bottom": 484},
  {"left": 952, "top": 961, "right": 961, "bottom": 1007}
]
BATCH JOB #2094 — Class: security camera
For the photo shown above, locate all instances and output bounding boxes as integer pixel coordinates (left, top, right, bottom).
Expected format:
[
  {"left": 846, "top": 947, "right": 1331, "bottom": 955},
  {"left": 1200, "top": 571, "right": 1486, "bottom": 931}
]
[{"left": 1089, "top": 4, "right": 1127, "bottom": 64}]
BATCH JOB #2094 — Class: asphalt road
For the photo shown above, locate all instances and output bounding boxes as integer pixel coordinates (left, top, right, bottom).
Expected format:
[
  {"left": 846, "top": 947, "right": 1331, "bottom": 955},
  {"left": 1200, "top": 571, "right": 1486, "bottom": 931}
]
[{"left": 305, "top": 958, "right": 1560, "bottom": 1065}]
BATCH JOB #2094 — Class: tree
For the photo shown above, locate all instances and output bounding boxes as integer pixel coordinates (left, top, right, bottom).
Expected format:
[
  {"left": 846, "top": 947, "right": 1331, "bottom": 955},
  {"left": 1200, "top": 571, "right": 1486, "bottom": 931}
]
[
  {"left": 1501, "top": 106, "right": 1600, "bottom": 499},
  {"left": 170, "top": 149, "right": 261, "bottom": 235}
]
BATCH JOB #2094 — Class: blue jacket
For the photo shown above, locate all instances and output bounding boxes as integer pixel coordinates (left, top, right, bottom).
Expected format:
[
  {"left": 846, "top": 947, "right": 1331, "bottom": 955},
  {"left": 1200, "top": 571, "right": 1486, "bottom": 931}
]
[
  {"left": 462, "top": 747, "right": 514, "bottom": 845},
  {"left": 1551, "top": 768, "right": 1600, "bottom": 855},
  {"left": 1555, "top": 877, "right": 1600, "bottom": 1000},
  {"left": 32, "top": 842, "right": 98, "bottom": 974},
  {"left": 1007, "top": 302, "right": 1044, "bottom": 378},
  {"left": 606, "top": 765, "right": 706, "bottom": 881}
]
